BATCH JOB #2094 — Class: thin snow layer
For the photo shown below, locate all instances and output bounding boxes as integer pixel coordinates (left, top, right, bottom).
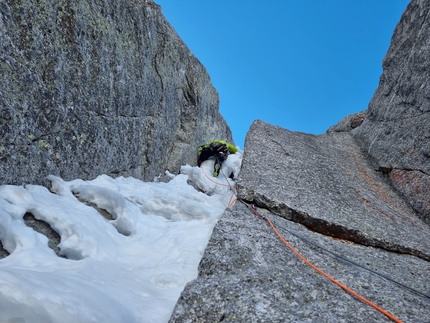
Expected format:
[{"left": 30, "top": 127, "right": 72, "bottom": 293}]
[{"left": 0, "top": 150, "right": 242, "bottom": 323}]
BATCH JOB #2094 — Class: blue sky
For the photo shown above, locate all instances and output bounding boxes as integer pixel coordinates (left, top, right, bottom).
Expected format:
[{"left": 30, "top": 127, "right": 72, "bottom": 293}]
[{"left": 155, "top": 1, "right": 410, "bottom": 148}]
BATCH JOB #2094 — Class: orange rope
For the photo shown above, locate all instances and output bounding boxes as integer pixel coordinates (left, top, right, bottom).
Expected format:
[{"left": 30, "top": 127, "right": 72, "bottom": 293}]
[
  {"left": 200, "top": 164, "right": 231, "bottom": 187},
  {"left": 199, "top": 163, "right": 237, "bottom": 208},
  {"left": 249, "top": 205, "right": 404, "bottom": 323},
  {"left": 227, "top": 187, "right": 237, "bottom": 208}
]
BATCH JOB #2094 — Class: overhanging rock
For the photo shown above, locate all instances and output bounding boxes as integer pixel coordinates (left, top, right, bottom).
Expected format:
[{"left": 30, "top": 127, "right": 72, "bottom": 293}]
[{"left": 237, "top": 120, "right": 430, "bottom": 261}]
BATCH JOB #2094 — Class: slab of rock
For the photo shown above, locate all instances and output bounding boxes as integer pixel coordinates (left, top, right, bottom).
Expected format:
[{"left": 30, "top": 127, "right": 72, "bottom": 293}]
[
  {"left": 170, "top": 120, "right": 430, "bottom": 322},
  {"left": 351, "top": 0, "right": 430, "bottom": 223},
  {"left": 237, "top": 120, "right": 430, "bottom": 261},
  {"left": 170, "top": 202, "right": 430, "bottom": 322},
  {"left": 0, "top": 0, "right": 232, "bottom": 186}
]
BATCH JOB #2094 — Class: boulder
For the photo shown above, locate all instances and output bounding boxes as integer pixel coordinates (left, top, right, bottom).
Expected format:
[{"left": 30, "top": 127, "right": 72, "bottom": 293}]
[{"left": 0, "top": 0, "right": 232, "bottom": 187}]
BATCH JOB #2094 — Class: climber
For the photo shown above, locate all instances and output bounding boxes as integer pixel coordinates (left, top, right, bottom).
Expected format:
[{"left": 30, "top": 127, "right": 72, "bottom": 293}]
[{"left": 197, "top": 139, "right": 237, "bottom": 177}]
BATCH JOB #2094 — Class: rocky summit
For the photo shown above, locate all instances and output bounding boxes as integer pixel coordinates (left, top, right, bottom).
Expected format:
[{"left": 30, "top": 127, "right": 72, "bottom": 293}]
[
  {"left": 170, "top": 0, "right": 430, "bottom": 322},
  {"left": 0, "top": 0, "right": 232, "bottom": 187}
]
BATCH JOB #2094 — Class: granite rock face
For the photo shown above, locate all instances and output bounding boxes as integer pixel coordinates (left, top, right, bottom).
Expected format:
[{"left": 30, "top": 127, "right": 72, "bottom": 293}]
[
  {"left": 0, "top": 0, "right": 232, "bottom": 186},
  {"left": 238, "top": 121, "right": 430, "bottom": 261},
  {"left": 327, "top": 110, "right": 366, "bottom": 133},
  {"left": 351, "top": 0, "right": 430, "bottom": 224},
  {"left": 170, "top": 1, "right": 430, "bottom": 320},
  {"left": 170, "top": 120, "right": 430, "bottom": 323},
  {"left": 170, "top": 204, "right": 430, "bottom": 323}
]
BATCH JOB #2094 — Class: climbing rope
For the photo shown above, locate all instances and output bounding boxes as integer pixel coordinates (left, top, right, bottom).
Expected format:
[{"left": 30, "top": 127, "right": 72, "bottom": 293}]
[
  {"left": 242, "top": 202, "right": 404, "bottom": 323},
  {"left": 272, "top": 218, "right": 430, "bottom": 301},
  {"left": 198, "top": 159, "right": 410, "bottom": 322},
  {"left": 199, "top": 160, "right": 237, "bottom": 208}
]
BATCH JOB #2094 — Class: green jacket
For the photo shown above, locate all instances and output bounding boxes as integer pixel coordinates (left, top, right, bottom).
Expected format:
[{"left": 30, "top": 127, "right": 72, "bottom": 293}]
[{"left": 198, "top": 139, "right": 237, "bottom": 154}]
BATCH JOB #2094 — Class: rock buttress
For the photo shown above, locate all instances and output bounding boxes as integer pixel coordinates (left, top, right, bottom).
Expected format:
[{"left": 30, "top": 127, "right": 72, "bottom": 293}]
[{"left": 0, "top": 0, "right": 232, "bottom": 186}]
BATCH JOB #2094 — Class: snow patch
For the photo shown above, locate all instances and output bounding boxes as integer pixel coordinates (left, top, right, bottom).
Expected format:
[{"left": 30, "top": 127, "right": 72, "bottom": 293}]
[{"left": 0, "top": 150, "right": 242, "bottom": 323}]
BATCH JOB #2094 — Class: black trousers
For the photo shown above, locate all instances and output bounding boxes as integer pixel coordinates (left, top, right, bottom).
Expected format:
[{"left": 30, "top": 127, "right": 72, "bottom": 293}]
[{"left": 198, "top": 149, "right": 226, "bottom": 169}]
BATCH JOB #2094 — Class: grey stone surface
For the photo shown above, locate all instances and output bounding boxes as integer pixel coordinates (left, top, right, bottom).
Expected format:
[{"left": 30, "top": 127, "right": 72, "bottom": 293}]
[
  {"left": 351, "top": 0, "right": 430, "bottom": 223},
  {"left": 327, "top": 110, "right": 366, "bottom": 133},
  {"left": 169, "top": 203, "right": 430, "bottom": 323},
  {"left": 0, "top": 0, "right": 232, "bottom": 187},
  {"left": 170, "top": 120, "right": 430, "bottom": 322},
  {"left": 23, "top": 212, "right": 63, "bottom": 257},
  {"left": 238, "top": 120, "right": 430, "bottom": 261}
]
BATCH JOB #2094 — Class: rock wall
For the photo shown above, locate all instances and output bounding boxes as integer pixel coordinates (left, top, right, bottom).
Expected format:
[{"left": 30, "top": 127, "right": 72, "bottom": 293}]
[
  {"left": 0, "top": 0, "right": 232, "bottom": 186},
  {"left": 350, "top": 0, "right": 430, "bottom": 224},
  {"left": 170, "top": 0, "right": 430, "bottom": 321}
]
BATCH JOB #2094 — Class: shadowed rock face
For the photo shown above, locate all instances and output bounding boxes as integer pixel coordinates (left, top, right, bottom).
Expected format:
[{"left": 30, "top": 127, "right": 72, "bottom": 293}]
[{"left": 0, "top": 0, "right": 232, "bottom": 186}]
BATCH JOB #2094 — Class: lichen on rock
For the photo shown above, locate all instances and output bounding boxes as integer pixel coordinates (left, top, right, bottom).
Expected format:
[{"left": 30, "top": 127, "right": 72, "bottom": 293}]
[{"left": 0, "top": 0, "right": 232, "bottom": 186}]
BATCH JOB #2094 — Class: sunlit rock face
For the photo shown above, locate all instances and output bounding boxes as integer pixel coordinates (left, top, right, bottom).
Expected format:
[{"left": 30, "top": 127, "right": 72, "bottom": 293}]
[
  {"left": 0, "top": 0, "right": 232, "bottom": 186},
  {"left": 350, "top": 0, "right": 430, "bottom": 224}
]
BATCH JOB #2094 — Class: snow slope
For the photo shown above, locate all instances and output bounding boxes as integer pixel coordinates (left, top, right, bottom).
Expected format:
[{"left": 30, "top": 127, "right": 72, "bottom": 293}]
[{"left": 0, "top": 150, "right": 242, "bottom": 323}]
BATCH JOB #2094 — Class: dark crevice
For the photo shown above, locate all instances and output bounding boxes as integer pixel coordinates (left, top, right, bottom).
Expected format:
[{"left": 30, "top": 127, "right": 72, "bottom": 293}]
[
  {"left": 183, "top": 75, "right": 197, "bottom": 107},
  {"left": 1, "top": 154, "right": 11, "bottom": 163},
  {"left": 252, "top": 194, "right": 430, "bottom": 262},
  {"left": 377, "top": 166, "right": 393, "bottom": 175},
  {"left": 23, "top": 212, "right": 65, "bottom": 258},
  {"left": 0, "top": 240, "right": 10, "bottom": 259},
  {"left": 73, "top": 194, "right": 114, "bottom": 221},
  {"left": 394, "top": 167, "right": 429, "bottom": 177},
  {"left": 377, "top": 166, "right": 429, "bottom": 177},
  {"left": 110, "top": 163, "right": 138, "bottom": 176},
  {"left": 73, "top": 194, "right": 130, "bottom": 236},
  {"left": 153, "top": 52, "right": 164, "bottom": 93}
]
